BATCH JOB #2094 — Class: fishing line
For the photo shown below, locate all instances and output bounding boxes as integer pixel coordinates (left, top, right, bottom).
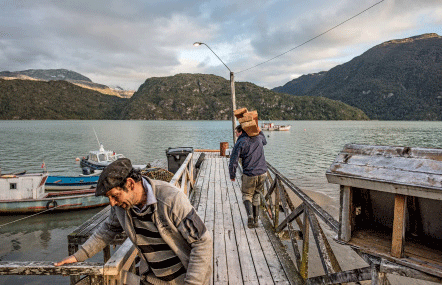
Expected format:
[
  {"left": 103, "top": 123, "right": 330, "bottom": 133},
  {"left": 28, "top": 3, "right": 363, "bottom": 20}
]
[{"left": 236, "top": 0, "right": 385, "bottom": 74}]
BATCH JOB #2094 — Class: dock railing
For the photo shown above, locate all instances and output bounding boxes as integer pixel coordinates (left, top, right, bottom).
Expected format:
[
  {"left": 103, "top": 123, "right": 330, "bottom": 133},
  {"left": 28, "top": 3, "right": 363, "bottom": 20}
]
[
  {"left": 169, "top": 152, "right": 194, "bottom": 196},
  {"left": 264, "top": 162, "right": 373, "bottom": 284}
]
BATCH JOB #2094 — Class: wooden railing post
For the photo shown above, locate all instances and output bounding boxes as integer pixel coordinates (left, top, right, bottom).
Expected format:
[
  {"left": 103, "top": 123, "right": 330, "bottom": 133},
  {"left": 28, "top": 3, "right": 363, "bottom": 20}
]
[{"left": 273, "top": 176, "right": 280, "bottom": 229}]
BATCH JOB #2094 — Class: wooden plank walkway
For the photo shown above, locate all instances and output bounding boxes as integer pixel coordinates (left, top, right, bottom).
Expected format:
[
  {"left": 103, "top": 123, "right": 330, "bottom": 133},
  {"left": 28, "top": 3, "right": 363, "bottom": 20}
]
[{"left": 192, "top": 154, "right": 294, "bottom": 285}]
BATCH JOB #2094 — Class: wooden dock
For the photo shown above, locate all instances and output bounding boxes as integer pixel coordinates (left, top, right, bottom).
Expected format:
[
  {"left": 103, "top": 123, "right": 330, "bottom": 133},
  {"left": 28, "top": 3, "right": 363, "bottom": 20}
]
[
  {"left": 192, "top": 153, "right": 296, "bottom": 285},
  {"left": 2, "top": 149, "right": 442, "bottom": 284}
]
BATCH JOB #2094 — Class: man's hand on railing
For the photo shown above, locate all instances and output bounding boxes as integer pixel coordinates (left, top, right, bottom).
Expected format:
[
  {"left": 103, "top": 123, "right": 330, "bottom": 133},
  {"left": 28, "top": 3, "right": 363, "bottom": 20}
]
[{"left": 54, "top": 255, "right": 78, "bottom": 266}]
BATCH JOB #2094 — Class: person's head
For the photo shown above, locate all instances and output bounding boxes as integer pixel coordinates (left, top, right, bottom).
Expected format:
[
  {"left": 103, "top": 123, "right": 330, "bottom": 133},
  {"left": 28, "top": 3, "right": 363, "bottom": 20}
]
[
  {"left": 96, "top": 158, "right": 143, "bottom": 208},
  {"left": 235, "top": 125, "right": 243, "bottom": 137}
]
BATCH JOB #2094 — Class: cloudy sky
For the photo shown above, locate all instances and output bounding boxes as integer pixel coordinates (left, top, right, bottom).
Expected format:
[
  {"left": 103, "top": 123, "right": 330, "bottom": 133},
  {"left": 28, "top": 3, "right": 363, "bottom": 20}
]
[{"left": 1, "top": 0, "right": 441, "bottom": 90}]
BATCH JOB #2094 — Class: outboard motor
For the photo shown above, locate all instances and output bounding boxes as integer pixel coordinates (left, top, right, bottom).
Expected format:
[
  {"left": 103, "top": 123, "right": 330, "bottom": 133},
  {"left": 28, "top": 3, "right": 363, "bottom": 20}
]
[{"left": 82, "top": 167, "right": 92, "bottom": 175}]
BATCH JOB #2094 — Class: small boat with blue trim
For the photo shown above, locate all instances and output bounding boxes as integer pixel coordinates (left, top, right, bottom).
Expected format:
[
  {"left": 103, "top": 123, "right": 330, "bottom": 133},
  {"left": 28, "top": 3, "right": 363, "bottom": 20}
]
[
  {"left": 45, "top": 175, "right": 99, "bottom": 191},
  {"left": 0, "top": 172, "right": 108, "bottom": 214}
]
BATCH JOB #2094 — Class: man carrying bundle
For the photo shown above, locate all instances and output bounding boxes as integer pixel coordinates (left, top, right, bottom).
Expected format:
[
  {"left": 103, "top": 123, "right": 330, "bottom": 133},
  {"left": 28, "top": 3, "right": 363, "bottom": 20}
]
[{"left": 229, "top": 124, "right": 268, "bottom": 228}]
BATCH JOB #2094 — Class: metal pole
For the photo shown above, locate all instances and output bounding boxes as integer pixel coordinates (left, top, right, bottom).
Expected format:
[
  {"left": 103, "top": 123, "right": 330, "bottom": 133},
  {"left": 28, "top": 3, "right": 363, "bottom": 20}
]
[
  {"left": 194, "top": 42, "right": 238, "bottom": 145},
  {"left": 230, "top": 71, "right": 237, "bottom": 144}
]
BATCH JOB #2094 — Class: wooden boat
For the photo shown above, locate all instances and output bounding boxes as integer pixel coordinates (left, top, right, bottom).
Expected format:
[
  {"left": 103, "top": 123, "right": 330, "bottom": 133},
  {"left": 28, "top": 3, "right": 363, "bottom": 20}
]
[
  {"left": 45, "top": 175, "right": 99, "bottom": 191},
  {"left": 261, "top": 122, "right": 291, "bottom": 131},
  {"left": 0, "top": 172, "right": 108, "bottom": 214}
]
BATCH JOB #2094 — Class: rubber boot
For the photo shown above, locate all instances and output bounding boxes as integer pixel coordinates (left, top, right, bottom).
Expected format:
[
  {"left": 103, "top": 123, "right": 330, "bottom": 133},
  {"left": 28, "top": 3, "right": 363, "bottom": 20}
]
[
  {"left": 243, "top": 200, "right": 254, "bottom": 228},
  {"left": 253, "top": 205, "right": 259, "bottom": 228}
]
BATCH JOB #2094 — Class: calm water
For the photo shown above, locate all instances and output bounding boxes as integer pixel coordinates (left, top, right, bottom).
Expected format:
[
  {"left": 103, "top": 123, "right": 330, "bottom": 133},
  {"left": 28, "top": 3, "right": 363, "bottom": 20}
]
[{"left": 1, "top": 120, "right": 441, "bottom": 284}]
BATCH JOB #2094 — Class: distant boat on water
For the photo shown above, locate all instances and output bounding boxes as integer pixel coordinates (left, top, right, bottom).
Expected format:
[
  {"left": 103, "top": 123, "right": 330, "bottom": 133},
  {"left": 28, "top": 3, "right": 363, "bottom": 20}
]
[
  {"left": 80, "top": 143, "right": 125, "bottom": 173},
  {"left": 261, "top": 122, "right": 291, "bottom": 131}
]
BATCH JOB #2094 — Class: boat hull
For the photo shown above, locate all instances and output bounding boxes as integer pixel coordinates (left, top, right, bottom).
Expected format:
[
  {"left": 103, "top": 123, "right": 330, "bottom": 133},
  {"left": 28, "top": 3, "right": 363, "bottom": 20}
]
[
  {"left": 0, "top": 189, "right": 108, "bottom": 214},
  {"left": 45, "top": 175, "right": 99, "bottom": 191}
]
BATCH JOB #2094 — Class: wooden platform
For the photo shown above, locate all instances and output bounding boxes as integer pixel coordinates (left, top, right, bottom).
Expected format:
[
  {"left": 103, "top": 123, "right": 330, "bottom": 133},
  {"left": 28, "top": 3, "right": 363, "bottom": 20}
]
[
  {"left": 192, "top": 155, "right": 295, "bottom": 285},
  {"left": 67, "top": 153, "right": 296, "bottom": 284}
]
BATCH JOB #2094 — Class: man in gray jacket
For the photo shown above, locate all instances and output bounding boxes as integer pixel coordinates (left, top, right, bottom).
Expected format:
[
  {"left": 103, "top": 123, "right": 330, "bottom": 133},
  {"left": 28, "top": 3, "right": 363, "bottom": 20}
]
[{"left": 55, "top": 158, "right": 212, "bottom": 285}]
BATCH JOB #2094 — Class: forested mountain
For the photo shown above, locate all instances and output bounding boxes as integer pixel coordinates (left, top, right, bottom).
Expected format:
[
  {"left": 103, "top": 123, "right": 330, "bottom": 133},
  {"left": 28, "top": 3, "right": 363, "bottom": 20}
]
[
  {"left": 273, "top": 33, "right": 442, "bottom": 120},
  {"left": 0, "top": 74, "right": 368, "bottom": 120},
  {"left": 120, "top": 73, "right": 368, "bottom": 120}
]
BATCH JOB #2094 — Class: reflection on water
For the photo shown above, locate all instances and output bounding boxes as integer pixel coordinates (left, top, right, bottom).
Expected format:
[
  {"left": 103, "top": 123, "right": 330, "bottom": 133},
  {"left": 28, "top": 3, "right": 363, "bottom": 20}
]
[{"left": 0, "top": 120, "right": 441, "bottom": 284}]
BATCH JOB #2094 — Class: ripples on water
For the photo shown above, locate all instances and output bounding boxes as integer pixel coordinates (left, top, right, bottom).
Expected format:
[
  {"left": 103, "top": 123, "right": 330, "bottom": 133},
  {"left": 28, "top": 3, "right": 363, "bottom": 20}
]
[
  {"left": 1, "top": 120, "right": 442, "bottom": 199},
  {"left": 0, "top": 120, "right": 441, "bottom": 284}
]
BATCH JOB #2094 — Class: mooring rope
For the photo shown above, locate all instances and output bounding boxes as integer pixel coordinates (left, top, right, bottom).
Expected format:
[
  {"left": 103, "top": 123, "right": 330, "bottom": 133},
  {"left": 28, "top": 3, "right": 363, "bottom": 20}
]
[{"left": 0, "top": 203, "right": 63, "bottom": 229}]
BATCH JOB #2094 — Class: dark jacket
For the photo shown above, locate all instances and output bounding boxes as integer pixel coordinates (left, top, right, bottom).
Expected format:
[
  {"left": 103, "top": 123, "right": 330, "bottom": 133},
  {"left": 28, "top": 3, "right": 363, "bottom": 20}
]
[{"left": 229, "top": 131, "right": 267, "bottom": 179}]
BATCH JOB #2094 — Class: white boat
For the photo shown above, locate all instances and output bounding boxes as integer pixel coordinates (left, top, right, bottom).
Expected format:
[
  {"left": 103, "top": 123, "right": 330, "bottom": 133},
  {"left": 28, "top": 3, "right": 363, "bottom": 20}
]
[
  {"left": 80, "top": 144, "right": 125, "bottom": 173},
  {"left": 261, "top": 123, "right": 291, "bottom": 131},
  {"left": 0, "top": 172, "right": 108, "bottom": 214}
]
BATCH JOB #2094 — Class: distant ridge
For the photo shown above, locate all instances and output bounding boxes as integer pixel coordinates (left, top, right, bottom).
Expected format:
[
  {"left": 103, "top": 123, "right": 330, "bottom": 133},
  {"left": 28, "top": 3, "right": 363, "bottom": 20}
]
[
  {"left": 273, "top": 33, "right": 442, "bottom": 120},
  {"left": 0, "top": 69, "right": 134, "bottom": 98}
]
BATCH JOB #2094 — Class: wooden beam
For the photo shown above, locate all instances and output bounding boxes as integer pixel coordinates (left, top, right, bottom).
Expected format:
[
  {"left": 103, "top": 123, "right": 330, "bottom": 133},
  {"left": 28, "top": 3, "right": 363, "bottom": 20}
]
[
  {"left": 308, "top": 211, "right": 343, "bottom": 277},
  {"left": 306, "top": 267, "right": 371, "bottom": 285},
  {"left": 278, "top": 182, "right": 302, "bottom": 269},
  {"left": 380, "top": 258, "right": 442, "bottom": 283},
  {"left": 300, "top": 206, "right": 310, "bottom": 280},
  {"left": 391, "top": 194, "right": 407, "bottom": 258},
  {"left": 0, "top": 261, "right": 103, "bottom": 276},
  {"left": 340, "top": 185, "right": 352, "bottom": 242},
  {"left": 275, "top": 203, "right": 304, "bottom": 233}
]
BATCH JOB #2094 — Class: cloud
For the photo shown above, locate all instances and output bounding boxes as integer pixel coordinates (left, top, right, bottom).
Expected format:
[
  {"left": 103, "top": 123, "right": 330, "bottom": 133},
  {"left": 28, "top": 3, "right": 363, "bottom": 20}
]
[{"left": 1, "top": 0, "right": 441, "bottom": 90}]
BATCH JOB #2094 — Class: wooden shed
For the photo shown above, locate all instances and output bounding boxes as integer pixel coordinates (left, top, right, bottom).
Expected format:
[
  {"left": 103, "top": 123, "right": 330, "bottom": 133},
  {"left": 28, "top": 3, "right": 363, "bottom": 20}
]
[{"left": 326, "top": 144, "right": 442, "bottom": 278}]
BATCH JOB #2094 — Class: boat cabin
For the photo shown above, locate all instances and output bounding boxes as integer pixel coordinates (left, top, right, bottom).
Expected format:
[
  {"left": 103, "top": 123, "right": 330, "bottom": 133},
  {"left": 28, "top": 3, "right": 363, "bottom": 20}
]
[
  {"left": 326, "top": 144, "right": 442, "bottom": 276},
  {"left": 87, "top": 145, "right": 124, "bottom": 164},
  {"left": 0, "top": 173, "right": 48, "bottom": 200}
]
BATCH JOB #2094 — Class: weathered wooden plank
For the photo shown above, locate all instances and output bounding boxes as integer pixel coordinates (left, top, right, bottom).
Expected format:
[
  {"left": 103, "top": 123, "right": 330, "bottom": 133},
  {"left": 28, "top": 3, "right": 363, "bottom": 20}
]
[
  {"left": 255, "top": 222, "right": 291, "bottom": 284},
  {"left": 327, "top": 173, "right": 442, "bottom": 201},
  {"left": 213, "top": 158, "right": 228, "bottom": 284},
  {"left": 306, "top": 267, "right": 371, "bottom": 285},
  {"left": 330, "top": 147, "right": 442, "bottom": 175},
  {"left": 220, "top": 158, "right": 243, "bottom": 284},
  {"left": 228, "top": 165, "right": 277, "bottom": 284},
  {"left": 307, "top": 210, "right": 342, "bottom": 276},
  {"left": 260, "top": 213, "right": 304, "bottom": 285},
  {"left": 351, "top": 231, "right": 442, "bottom": 278},
  {"left": 103, "top": 238, "right": 137, "bottom": 277},
  {"left": 391, "top": 194, "right": 407, "bottom": 258},
  {"left": 204, "top": 158, "right": 216, "bottom": 285},
  {"left": 222, "top": 158, "right": 259, "bottom": 283},
  {"left": 195, "top": 156, "right": 211, "bottom": 220},
  {"left": 339, "top": 185, "right": 352, "bottom": 242},
  {"left": 0, "top": 261, "right": 103, "bottom": 275},
  {"left": 380, "top": 258, "right": 442, "bottom": 283}
]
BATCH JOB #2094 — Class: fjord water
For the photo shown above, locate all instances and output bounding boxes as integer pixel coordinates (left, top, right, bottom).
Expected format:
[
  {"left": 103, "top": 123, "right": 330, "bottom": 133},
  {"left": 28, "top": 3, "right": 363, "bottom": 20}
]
[{"left": 0, "top": 120, "right": 441, "bottom": 284}]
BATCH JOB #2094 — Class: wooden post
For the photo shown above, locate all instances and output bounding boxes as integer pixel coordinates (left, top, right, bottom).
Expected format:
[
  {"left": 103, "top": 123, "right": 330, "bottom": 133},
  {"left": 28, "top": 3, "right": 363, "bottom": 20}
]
[
  {"left": 220, "top": 142, "right": 229, "bottom": 156},
  {"left": 391, "top": 194, "right": 407, "bottom": 258},
  {"left": 371, "top": 263, "right": 390, "bottom": 285},
  {"left": 274, "top": 176, "right": 280, "bottom": 228},
  {"left": 300, "top": 206, "right": 310, "bottom": 280},
  {"left": 340, "top": 185, "right": 352, "bottom": 242}
]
